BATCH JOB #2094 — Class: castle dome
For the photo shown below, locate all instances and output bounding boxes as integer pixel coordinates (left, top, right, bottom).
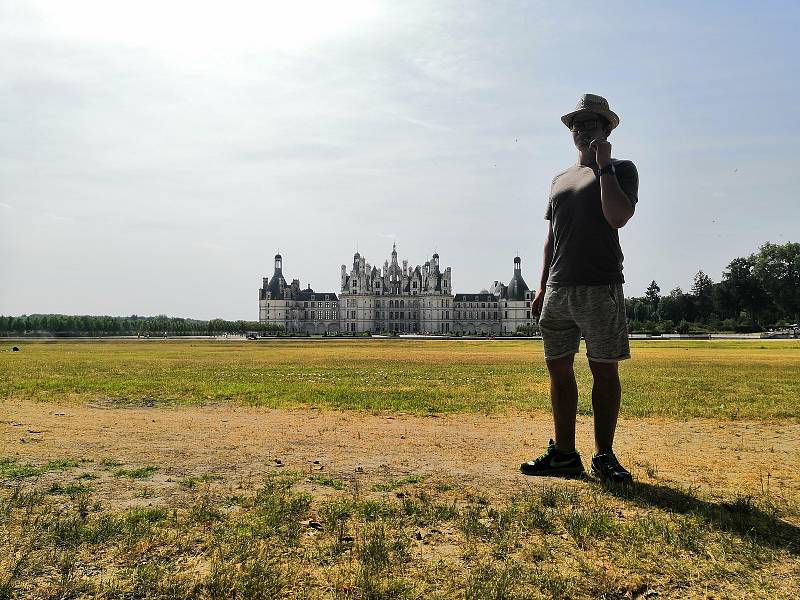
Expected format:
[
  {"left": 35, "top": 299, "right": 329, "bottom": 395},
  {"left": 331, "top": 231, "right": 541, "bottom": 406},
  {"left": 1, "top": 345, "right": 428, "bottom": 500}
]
[
  {"left": 506, "top": 257, "right": 529, "bottom": 301},
  {"left": 267, "top": 271, "right": 286, "bottom": 299}
]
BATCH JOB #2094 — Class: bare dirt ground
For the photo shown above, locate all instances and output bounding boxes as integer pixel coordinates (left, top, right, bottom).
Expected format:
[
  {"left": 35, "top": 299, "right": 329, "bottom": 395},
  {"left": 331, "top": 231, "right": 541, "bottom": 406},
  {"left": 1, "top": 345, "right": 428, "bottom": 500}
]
[{"left": 2, "top": 399, "right": 798, "bottom": 507}]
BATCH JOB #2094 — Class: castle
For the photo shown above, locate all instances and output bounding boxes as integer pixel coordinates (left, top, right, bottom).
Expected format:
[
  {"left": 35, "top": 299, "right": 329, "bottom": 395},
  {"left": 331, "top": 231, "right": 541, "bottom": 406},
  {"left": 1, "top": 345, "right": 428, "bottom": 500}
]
[{"left": 258, "top": 244, "right": 534, "bottom": 335}]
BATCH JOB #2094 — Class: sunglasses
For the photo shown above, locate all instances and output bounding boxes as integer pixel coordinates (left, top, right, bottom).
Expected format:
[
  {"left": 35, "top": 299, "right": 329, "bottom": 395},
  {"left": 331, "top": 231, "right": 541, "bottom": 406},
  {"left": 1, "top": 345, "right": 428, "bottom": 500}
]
[{"left": 570, "top": 119, "right": 600, "bottom": 132}]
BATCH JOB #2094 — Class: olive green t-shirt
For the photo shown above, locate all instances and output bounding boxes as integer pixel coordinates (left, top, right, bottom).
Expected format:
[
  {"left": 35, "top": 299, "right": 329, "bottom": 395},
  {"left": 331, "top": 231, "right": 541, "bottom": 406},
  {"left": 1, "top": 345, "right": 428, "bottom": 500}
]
[{"left": 544, "top": 159, "right": 638, "bottom": 285}]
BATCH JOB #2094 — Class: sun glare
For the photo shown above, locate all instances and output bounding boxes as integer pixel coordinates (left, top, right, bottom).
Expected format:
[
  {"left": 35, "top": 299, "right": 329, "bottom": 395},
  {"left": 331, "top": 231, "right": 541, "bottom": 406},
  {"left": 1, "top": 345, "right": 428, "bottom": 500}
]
[{"left": 31, "top": 0, "right": 380, "bottom": 55}]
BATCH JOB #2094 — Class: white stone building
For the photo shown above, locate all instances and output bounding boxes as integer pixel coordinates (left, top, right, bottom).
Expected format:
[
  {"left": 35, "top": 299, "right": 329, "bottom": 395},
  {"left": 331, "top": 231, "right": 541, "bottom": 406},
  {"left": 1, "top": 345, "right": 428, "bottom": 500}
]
[
  {"left": 339, "top": 244, "right": 452, "bottom": 334},
  {"left": 258, "top": 254, "right": 340, "bottom": 334},
  {"left": 258, "top": 248, "right": 536, "bottom": 335}
]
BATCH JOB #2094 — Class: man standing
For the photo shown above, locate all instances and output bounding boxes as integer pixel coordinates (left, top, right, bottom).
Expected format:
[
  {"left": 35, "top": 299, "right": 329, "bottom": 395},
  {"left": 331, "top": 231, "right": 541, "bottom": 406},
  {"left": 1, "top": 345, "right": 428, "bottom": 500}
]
[{"left": 520, "top": 94, "right": 638, "bottom": 483}]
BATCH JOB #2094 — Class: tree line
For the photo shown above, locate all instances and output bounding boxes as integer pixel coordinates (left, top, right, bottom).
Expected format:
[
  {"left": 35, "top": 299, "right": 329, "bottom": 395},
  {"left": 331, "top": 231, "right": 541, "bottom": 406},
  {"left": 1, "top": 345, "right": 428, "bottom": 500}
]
[
  {"left": 625, "top": 242, "right": 799, "bottom": 333},
  {"left": 0, "top": 314, "right": 284, "bottom": 337},
  {"left": 3, "top": 242, "right": 797, "bottom": 337}
]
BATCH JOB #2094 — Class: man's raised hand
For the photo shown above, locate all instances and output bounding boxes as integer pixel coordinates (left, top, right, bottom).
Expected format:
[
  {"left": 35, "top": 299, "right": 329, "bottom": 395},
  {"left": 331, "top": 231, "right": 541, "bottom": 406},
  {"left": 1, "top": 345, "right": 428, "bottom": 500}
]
[{"left": 590, "top": 138, "right": 612, "bottom": 169}]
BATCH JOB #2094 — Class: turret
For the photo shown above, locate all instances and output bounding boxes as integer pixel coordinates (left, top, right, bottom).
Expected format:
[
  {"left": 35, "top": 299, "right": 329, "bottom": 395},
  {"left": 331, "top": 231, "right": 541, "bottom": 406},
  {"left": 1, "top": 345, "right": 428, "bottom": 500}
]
[
  {"left": 506, "top": 256, "right": 530, "bottom": 301},
  {"left": 266, "top": 252, "right": 287, "bottom": 299}
]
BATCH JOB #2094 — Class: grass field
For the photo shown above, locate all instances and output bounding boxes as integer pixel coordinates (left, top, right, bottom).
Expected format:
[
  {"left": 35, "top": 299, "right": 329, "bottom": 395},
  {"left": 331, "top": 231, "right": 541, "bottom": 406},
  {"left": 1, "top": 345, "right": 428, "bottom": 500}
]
[
  {"left": 2, "top": 339, "right": 799, "bottom": 419},
  {"left": 2, "top": 340, "right": 799, "bottom": 598},
  {"left": 1, "top": 456, "right": 798, "bottom": 598}
]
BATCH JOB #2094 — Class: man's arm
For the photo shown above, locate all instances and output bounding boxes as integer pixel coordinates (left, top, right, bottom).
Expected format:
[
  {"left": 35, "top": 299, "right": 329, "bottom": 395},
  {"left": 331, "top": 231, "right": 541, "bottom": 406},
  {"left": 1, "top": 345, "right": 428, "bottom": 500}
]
[
  {"left": 599, "top": 171, "right": 635, "bottom": 229},
  {"left": 532, "top": 222, "right": 553, "bottom": 317},
  {"left": 592, "top": 139, "right": 636, "bottom": 229}
]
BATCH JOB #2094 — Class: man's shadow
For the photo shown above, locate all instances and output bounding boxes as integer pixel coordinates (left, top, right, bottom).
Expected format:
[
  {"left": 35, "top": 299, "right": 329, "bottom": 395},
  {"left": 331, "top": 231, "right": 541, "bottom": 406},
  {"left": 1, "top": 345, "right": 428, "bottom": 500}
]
[{"left": 599, "top": 480, "right": 799, "bottom": 556}]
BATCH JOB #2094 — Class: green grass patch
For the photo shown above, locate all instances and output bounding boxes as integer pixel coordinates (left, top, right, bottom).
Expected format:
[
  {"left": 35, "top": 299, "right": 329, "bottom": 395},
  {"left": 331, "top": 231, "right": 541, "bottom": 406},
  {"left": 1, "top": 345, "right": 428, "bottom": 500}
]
[
  {"left": 0, "top": 340, "right": 800, "bottom": 420},
  {"left": 2, "top": 339, "right": 799, "bottom": 419},
  {"left": 0, "top": 457, "right": 82, "bottom": 480},
  {"left": 309, "top": 475, "right": 346, "bottom": 490},
  {"left": 179, "top": 473, "right": 224, "bottom": 488},
  {"left": 113, "top": 466, "right": 158, "bottom": 479},
  {"left": 47, "top": 482, "right": 93, "bottom": 495},
  {"left": 372, "top": 474, "right": 427, "bottom": 492}
]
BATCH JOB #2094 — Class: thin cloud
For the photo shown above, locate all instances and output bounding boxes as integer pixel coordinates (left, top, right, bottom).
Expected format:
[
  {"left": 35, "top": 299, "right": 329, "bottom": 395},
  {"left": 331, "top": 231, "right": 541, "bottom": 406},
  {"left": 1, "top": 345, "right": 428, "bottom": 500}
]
[
  {"left": 402, "top": 116, "right": 454, "bottom": 132},
  {"left": 43, "top": 212, "right": 74, "bottom": 222}
]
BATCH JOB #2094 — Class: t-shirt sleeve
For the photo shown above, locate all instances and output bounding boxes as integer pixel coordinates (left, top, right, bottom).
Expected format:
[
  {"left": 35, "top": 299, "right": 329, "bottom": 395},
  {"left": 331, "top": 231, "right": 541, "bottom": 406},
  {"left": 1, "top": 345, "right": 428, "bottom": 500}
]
[
  {"left": 544, "top": 175, "right": 558, "bottom": 220},
  {"left": 615, "top": 160, "right": 639, "bottom": 206}
]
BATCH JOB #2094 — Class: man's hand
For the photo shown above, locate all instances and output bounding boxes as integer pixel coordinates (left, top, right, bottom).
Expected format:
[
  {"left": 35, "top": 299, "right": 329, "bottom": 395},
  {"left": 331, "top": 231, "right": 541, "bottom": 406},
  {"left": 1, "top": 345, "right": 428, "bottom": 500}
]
[
  {"left": 590, "top": 138, "right": 612, "bottom": 169},
  {"left": 532, "top": 289, "right": 545, "bottom": 318}
]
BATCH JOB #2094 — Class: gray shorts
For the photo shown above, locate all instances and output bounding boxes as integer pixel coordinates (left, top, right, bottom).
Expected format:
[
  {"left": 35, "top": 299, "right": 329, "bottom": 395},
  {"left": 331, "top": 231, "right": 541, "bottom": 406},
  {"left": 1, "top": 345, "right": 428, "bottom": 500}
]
[{"left": 538, "top": 284, "right": 630, "bottom": 362}]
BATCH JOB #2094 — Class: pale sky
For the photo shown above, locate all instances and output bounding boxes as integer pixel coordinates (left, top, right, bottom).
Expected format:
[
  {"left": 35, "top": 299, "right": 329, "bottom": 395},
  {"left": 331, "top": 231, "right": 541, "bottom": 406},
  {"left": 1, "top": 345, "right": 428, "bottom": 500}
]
[{"left": 1, "top": 1, "right": 798, "bottom": 320}]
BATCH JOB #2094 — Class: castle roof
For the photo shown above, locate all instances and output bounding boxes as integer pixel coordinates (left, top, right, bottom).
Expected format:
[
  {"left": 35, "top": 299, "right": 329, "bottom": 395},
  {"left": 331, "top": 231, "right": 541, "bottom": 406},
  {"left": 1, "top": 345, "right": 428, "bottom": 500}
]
[
  {"left": 267, "top": 271, "right": 286, "bottom": 299},
  {"left": 505, "top": 258, "right": 530, "bottom": 301},
  {"left": 454, "top": 293, "right": 498, "bottom": 302},
  {"left": 296, "top": 290, "right": 338, "bottom": 301}
]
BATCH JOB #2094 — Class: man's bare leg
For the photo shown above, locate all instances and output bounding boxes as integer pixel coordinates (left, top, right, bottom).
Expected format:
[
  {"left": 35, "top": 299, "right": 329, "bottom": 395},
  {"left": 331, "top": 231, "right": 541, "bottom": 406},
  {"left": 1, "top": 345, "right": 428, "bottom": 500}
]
[
  {"left": 588, "top": 360, "right": 621, "bottom": 454},
  {"left": 546, "top": 354, "right": 578, "bottom": 453}
]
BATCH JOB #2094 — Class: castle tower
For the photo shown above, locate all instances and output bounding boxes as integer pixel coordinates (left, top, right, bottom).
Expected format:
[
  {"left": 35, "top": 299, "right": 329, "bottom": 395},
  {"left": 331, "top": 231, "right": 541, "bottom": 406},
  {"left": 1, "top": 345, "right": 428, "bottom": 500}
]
[
  {"left": 266, "top": 253, "right": 287, "bottom": 299},
  {"left": 506, "top": 256, "right": 530, "bottom": 301}
]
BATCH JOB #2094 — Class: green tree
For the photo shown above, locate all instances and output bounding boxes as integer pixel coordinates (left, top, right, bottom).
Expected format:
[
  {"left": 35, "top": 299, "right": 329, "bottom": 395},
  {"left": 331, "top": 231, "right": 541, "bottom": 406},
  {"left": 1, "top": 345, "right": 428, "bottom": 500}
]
[
  {"left": 691, "top": 270, "right": 714, "bottom": 322},
  {"left": 715, "top": 256, "right": 771, "bottom": 325},
  {"left": 645, "top": 280, "right": 660, "bottom": 308},
  {"left": 752, "top": 242, "right": 800, "bottom": 322}
]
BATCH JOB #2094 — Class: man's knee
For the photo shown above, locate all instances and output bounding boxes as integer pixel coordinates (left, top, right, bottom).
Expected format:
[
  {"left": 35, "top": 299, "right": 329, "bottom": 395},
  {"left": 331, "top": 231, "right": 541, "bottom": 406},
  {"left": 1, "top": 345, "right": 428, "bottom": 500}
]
[
  {"left": 588, "top": 359, "right": 620, "bottom": 383},
  {"left": 546, "top": 354, "right": 575, "bottom": 380}
]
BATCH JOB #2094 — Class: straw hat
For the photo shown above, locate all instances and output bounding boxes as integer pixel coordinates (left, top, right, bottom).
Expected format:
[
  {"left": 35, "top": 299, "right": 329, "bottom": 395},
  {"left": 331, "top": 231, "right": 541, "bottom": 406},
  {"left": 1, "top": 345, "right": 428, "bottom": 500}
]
[{"left": 561, "top": 94, "right": 620, "bottom": 130}]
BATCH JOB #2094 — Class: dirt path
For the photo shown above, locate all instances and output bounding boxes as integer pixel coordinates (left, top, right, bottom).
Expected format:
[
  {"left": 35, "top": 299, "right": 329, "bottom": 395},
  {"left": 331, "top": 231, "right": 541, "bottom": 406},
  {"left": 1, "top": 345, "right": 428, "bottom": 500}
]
[{"left": 2, "top": 400, "right": 798, "bottom": 505}]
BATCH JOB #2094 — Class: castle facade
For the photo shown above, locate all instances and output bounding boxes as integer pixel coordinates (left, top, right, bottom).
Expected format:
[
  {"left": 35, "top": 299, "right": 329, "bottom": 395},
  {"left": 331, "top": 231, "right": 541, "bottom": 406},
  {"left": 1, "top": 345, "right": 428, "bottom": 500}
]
[{"left": 258, "top": 245, "right": 534, "bottom": 335}]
